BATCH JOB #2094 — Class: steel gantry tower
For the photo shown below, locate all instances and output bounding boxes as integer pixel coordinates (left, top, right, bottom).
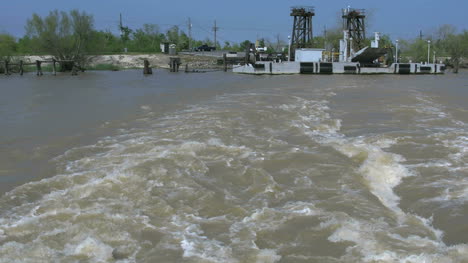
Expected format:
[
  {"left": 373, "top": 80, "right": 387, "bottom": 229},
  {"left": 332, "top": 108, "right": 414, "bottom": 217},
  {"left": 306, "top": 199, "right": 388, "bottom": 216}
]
[
  {"left": 290, "top": 6, "right": 315, "bottom": 61},
  {"left": 342, "top": 8, "right": 366, "bottom": 51}
]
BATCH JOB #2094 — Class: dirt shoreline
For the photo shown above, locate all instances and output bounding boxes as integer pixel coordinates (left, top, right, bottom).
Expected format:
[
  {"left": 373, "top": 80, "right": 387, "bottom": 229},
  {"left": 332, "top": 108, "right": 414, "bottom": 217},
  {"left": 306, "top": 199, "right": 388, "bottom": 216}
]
[{"left": 18, "top": 53, "right": 221, "bottom": 70}]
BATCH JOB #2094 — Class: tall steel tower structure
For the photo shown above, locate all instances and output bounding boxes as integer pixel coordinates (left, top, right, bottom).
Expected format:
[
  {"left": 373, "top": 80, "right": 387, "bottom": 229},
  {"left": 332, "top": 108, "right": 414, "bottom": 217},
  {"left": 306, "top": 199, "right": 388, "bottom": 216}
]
[
  {"left": 342, "top": 8, "right": 366, "bottom": 51},
  {"left": 290, "top": 6, "right": 315, "bottom": 61}
]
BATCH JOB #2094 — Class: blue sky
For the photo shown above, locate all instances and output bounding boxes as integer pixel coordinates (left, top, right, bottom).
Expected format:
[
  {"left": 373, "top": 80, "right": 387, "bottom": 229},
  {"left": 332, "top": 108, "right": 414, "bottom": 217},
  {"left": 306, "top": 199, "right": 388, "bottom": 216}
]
[{"left": 1, "top": 0, "right": 467, "bottom": 43}]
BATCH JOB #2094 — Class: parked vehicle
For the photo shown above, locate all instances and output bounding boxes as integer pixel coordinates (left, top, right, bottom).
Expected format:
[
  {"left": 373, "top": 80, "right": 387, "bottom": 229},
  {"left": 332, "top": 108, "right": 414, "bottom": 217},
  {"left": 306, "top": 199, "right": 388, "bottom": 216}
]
[{"left": 195, "top": 44, "right": 216, "bottom": 52}]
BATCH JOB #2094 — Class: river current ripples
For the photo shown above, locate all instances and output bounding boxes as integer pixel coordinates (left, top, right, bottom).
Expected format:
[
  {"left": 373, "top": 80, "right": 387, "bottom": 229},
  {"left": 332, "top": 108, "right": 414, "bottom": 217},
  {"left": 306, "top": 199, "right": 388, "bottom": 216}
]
[{"left": 0, "top": 71, "right": 467, "bottom": 262}]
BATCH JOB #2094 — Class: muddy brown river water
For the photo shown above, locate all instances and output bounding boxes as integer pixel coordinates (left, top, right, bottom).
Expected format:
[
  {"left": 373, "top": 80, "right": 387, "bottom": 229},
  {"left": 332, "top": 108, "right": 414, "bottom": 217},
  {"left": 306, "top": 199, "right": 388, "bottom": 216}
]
[{"left": 0, "top": 70, "right": 467, "bottom": 262}]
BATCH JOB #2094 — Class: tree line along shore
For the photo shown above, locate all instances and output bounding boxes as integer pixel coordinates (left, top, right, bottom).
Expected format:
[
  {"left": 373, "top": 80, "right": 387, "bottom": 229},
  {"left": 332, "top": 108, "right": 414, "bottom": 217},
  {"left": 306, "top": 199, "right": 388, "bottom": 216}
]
[{"left": 0, "top": 9, "right": 467, "bottom": 73}]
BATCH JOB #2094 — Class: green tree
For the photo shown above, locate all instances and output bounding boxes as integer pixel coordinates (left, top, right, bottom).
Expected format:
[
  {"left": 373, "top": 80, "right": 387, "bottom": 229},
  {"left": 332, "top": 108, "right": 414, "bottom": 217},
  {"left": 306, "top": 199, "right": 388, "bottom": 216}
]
[
  {"left": 166, "top": 26, "right": 179, "bottom": 45},
  {"left": 203, "top": 38, "right": 213, "bottom": 47},
  {"left": 85, "top": 30, "right": 121, "bottom": 54},
  {"left": 400, "top": 39, "right": 429, "bottom": 63},
  {"left": 223, "top": 41, "right": 231, "bottom": 50},
  {"left": 178, "top": 31, "right": 190, "bottom": 51},
  {"left": 324, "top": 28, "right": 343, "bottom": 51},
  {"left": 25, "top": 10, "right": 94, "bottom": 69},
  {"left": 258, "top": 38, "right": 265, "bottom": 47},
  {"left": 130, "top": 24, "right": 163, "bottom": 52},
  {"left": 16, "top": 36, "right": 37, "bottom": 54},
  {"left": 239, "top": 40, "right": 251, "bottom": 51},
  {"left": 0, "top": 34, "right": 17, "bottom": 60},
  {"left": 231, "top": 43, "right": 240, "bottom": 51},
  {"left": 313, "top": 36, "right": 325, "bottom": 48},
  {"left": 0, "top": 34, "right": 17, "bottom": 72},
  {"left": 445, "top": 31, "right": 468, "bottom": 73},
  {"left": 379, "top": 34, "right": 393, "bottom": 48}
]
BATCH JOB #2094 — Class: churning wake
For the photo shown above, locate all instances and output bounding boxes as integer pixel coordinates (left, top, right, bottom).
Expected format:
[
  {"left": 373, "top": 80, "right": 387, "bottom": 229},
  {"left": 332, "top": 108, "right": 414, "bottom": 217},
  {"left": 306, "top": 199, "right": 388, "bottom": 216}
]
[{"left": 0, "top": 80, "right": 467, "bottom": 263}]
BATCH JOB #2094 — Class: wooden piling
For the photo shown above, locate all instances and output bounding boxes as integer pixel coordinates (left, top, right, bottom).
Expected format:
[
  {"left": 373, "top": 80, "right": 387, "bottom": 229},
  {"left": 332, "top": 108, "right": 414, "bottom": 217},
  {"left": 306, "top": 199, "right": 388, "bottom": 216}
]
[
  {"left": 36, "top": 60, "right": 43, "bottom": 76},
  {"left": 2, "top": 59, "right": 78, "bottom": 76},
  {"left": 185, "top": 64, "right": 189, "bottom": 73},
  {"left": 223, "top": 53, "right": 227, "bottom": 72},
  {"left": 52, "top": 59, "right": 57, "bottom": 76},
  {"left": 169, "top": 57, "right": 181, "bottom": 72},
  {"left": 245, "top": 44, "right": 250, "bottom": 65},
  {"left": 19, "top": 60, "right": 24, "bottom": 76},
  {"left": 71, "top": 62, "right": 78, "bottom": 76},
  {"left": 4, "top": 60, "right": 10, "bottom": 75},
  {"left": 143, "top": 59, "right": 152, "bottom": 75}
]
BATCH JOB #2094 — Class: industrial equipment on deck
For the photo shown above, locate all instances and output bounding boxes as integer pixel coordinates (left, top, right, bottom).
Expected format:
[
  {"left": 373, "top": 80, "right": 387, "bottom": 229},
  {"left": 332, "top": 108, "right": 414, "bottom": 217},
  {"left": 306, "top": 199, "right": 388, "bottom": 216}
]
[{"left": 233, "top": 5, "right": 445, "bottom": 75}]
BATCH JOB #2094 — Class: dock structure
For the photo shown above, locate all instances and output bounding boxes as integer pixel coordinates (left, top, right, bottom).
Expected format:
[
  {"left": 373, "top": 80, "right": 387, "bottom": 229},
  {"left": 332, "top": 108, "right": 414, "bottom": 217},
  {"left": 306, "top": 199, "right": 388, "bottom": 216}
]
[
  {"left": 233, "top": 61, "right": 445, "bottom": 75},
  {"left": 234, "top": 5, "right": 445, "bottom": 76}
]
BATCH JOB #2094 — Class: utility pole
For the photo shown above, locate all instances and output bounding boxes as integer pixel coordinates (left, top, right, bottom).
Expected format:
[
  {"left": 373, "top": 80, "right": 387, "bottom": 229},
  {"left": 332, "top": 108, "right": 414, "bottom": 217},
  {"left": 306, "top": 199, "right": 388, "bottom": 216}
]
[
  {"left": 213, "top": 20, "right": 219, "bottom": 48},
  {"left": 427, "top": 40, "right": 431, "bottom": 64},
  {"left": 276, "top": 34, "right": 281, "bottom": 52},
  {"left": 395, "top": 39, "right": 399, "bottom": 63},
  {"left": 188, "top": 17, "right": 192, "bottom": 50},
  {"left": 324, "top": 25, "right": 327, "bottom": 49},
  {"left": 119, "top": 13, "right": 127, "bottom": 53}
]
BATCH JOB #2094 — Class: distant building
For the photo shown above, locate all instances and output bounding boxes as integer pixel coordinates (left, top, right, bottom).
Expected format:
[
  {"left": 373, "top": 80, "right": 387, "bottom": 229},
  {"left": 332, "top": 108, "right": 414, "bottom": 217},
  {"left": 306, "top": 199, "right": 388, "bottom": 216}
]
[{"left": 160, "top": 43, "right": 170, "bottom": 54}]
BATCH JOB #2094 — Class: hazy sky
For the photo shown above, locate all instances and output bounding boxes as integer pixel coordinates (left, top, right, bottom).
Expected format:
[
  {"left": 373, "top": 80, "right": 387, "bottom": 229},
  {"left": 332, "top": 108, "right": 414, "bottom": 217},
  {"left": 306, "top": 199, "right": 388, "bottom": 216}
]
[{"left": 1, "top": 0, "right": 467, "bottom": 43}]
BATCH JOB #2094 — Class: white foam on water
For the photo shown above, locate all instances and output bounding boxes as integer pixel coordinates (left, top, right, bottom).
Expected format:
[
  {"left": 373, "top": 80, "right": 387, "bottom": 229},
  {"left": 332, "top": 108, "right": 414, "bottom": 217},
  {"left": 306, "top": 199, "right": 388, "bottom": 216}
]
[
  {"left": 163, "top": 215, "right": 237, "bottom": 263},
  {"left": 283, "top": 95, "right": 412, "bottom": 217},
  {"left": 140, "top": 105, "right": 151, "bottom": 111},
  {"left": 64, "top": 236, "right": 113, "bottom": 262},
  {"left": 334, "top": 139, "right": 412, "bottom": 219},
  {"left": 327, "top": 215, "right": 468, "bottom": 263},
  {"left": 279, "top": 95, "right": 468, "bottom": 261},
  {"left": 1, "top": 89, "right": 467, "bottom": 262},
  {"left": 0, "top": 92, "right": 272, "bottom": 261},
  {"left": 422, "top": 178, "right": 468, "bottom": 206},
  {"left": 442, "top": 134, "right": 468, "bottom": 169},
  {"left": 255, "top": 249, "right": 282, "bottom": 263},
  {"left": 180, "top": 230, "right": 236, "bottom": 263},
  {"left": 0, "top": 241, "right": 55, "bottom": 263},
  {"left": 394, "top": 93, "right": 468, "bottom": 208}
]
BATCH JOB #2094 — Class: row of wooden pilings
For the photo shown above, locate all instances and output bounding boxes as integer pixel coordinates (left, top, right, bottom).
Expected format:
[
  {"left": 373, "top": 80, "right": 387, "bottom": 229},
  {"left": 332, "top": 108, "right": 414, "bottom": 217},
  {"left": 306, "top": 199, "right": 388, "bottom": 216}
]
[
  {"left": 3, "top": 56, "right": 233, "bottom": 76},
  {"left": 3, "top": 59, "right": 79, "bottom": 76},
  {"left": 164, "top": 55, "right": 230, "bottom": 74},
  {"left": 144, "top": 56, "right": 230, "bottom": 75},
  {"left": 170, "top": 55, "right": 230, "bottom": 73},
  {"left": 4, "top": 57, "right": 232, "bottom": 76}
]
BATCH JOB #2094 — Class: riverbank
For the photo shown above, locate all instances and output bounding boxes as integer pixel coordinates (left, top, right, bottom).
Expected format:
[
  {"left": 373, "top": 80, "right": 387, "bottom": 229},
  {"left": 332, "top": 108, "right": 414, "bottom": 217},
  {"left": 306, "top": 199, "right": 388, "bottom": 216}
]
[{"left": 12, "top": 53, "right": 221, "bottom": 71}]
